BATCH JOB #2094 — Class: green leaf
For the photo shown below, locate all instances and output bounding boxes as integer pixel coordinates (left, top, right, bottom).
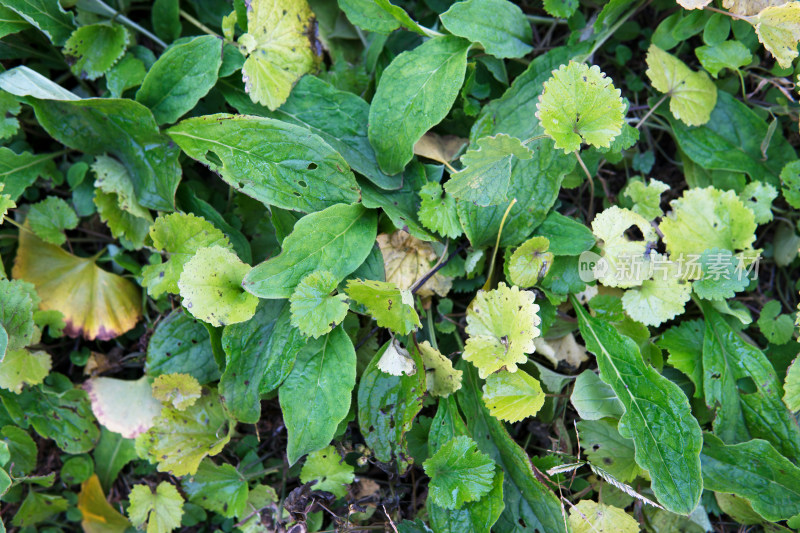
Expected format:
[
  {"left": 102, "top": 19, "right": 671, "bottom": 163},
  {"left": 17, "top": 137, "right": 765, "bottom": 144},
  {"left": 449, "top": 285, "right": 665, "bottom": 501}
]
[
  {"left": 439, "top": 0, "right": 532, "bottom": 58},
  {"left": 0, "top": 6, "right": 29, "bottom": 39},
  {"left": 748, "top": 2, "right": 800, "bottom": 68},
  {"left": 0, "top": 278, "right": 36, "bottom": 351},
  {"left": 418, "top": 182, "right": 462, "bottom": 239},
  {"left": 423, "top": 436, "right": 495, "bottom": 510},
  {"left": 696, "top": 40, "right": 752, "bottom": 77},
  {"left": 145, "top": 309, "right": 220, "bottom": 385},
  {"left": 93, "top": 428, "right": 137, "bottom": 492},
  {"left": 279, "top": 326, "right": 356, "bottom": 465},
  {"left": 740, "top": 181, "right": 777, "bottom": 224},
  {"left": 178, "top": 246, "right": 258, "bottom": 327},
  {"left": 168, "top": 114, "right": 360, "bottom": 213},
  {"left": 142, "top": 212, "right": 231, "bottom": 298},
  {"left": 785, "top": 356, "right": 800, "bottom": 412},
  {"left": 576, "top": 419, "right": 643, "bottom": 482},
  {"left": 289, "top": 271, "right": 349, "bottom": 338},
  {"left": 457, "top": 362, "right": 566, "bottom": 533},
  {"left": 701, "top": 433, "right": 800, "bottom": 521},
  {"left": 445, "top": 134, "right": 533, "bottom": 206},
  {"left": 658, "top": 319, "right": 705, "bottom": 398},
  {"left": 136, "top": 36, "right": 222, "bottom": 125},
  {"left": 345, "top": 279, "right": 421, "bottom": 335},
  {"left": 182, "top": 459, "right": 248, "bottom": 518},
  {"left": 63, "top": 23, "right": 129, "bottom": 81},
  {"left": 151, "top": 0, "right": 181, "bottom": 42},
  {"left": 238, "top": 0, "right": 318, "bottom": 110},
  {"left": 543, "top": 0, "right": 579, "bottom": 18},
  {"left": 338, "top": 0, "right": 400, "bottom": 33},
  {"left": 534, "top": 211, "right": 596, "bottom": 255},
  {"left": 536, "top": 61, "right": 625, "bottom": 153},
  {"left": 508, "top": 236, "right": 554, "bottom": 287},
  {"left": 569, "top": 370, "right": 625, "bottom": 420},
  {"left": 1, "top": 425, "right": 37, "bottom": 476},
  {"left": 622, "top": 179, "right": 669, "bottom": 220},
  {"left": 0, "top": 148, "right": 58, "bottom": 201},
  {"left": 0, "top": 349, "right": 50, "bottom": 394},
  {"left": 568, "top": 500, "right": 639, "bottom": 533},
  {"left": 482, "top": 369, "right": 545, "bottom": 423},
  {"left": 13, "top": 491, "right": 68, "bottom": 527},
  {"left": 152, "top": 373, "right": 201, "bottom": 410},
  {"left": 0, "top": 91, "right": 20, "bottom": 140},
  {"left": 3, "top": 0, "right": 74, "bottom": 45},
  {"left": 646, "top": 44, "right": 717, "bottom": 126},
  {"left": 27, "top": 196, "right": 78, "bottom": 245},
  {"left": 572, "top": 299, "right": 703, "bottom": 514},
  {"left": 660, "top": 186, "right": 757, "bottom": 258},
  {"left": 700, "top": 300, "right": 800, "bottom": 459},
  {"left": 221, "top": 75, "right": 397, "bottom": 190},
  {"left": 92, "top": 154, "right": 153, "bottom": 249},
  {"left": 419, "top": 341, "right": 462, "bottom": 398},
  {"left": 220, "top": 300, "right": 304, "bottom": 423},
  {"left": 464, "top": 283, "right": 541, "bottom": 378},
  {"left": 368, "top": 36, "right": 471, "bottom": 175},
  {"left": 106, "top": 53, "right": 147, "bottom": 98},
  {"left": 244, "top": 203, "right": 376, "bottom": 298},
  {"left": 692, "top": 248, "right": 751, "bottom": 301},
  {"left": 360, "top": 164, "right": 435, "bottom": 242},
  {"left": 128, "top": 481, "right": 184, "bottom": 533},
  {"left": 621, "top": 257, "right": 692, "bottom": 326},
  {"left": 357, "top": 342, "right": 425, "bottom": 469},
  {"left": 299, "top": 445, "right": 355, "bottom": 498},
  {"left": 780, "top": 160, "right": 800, "bottom": 208},
  {"left": 135, "top": 389, "right": 234, "bottom": 476},
  {"left": 236, "top": 484, "right": 278, "bottom": 533}
]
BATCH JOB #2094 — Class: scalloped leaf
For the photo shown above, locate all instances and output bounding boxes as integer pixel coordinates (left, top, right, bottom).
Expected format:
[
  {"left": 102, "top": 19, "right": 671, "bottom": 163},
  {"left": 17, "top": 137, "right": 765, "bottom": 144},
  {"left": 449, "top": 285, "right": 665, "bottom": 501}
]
[
  {"left": 63, "top": 23, "right": 129, "bottom": 80},
  {"left": 508, "top": 236, "right": 553, "bottom": 288},
  {"left": 419, "top": 340, "right": 462, "bottom": 397},
  {"left": 591, "top": 206, "right": 657, "bottom": 288},
  {"left": 345, "top": 279, "right": 421, "bottom": 335},
  {"left": 568, "top": 500, "right": 639, "bottom": 533},
  {"left": 418, "top": 182, "right": 462, "bottom": 239},
  {"left": 128, "top": 481, "right": 184, "bottom": 533},
  {"left": 27, "top": 196, "right": 78, "bottom": 245},
  {"left": 92, "top": 155, "right": 153, "bottom": 249},
  {"left": 151, "top": 373, "right": 201, "bottom": 411},
  {"left": 739, "top": 181, "right": 777, "bottom": 224},
  {"left": 692, "top": 248, "right": 751, "bottom": 301},
  {"left": 299, "top": 445, "right": 354, "bottom": 498},
  {"left": 622, "top": 256, "right": 692, "bottom": 326},
  {"left": 0, "top": 349, "right": 50, "bottom": 394},
  {"left": 289, "top": 270, "right": 349, "bottom": 339},
  {"left": 423, "top": 436, "right": 495, "bottom": 510},
  {"left": 536, "top": 61, "right": 625, "bottom": 153},
  {"left": 748, "top": 2, "right": 800, "bottom": 68},
  {"left": 622, "top": 179, "right": 669, "bottom": 220},
  {"left": 0, "top": 278, "right": 37, "bottom": 351}
]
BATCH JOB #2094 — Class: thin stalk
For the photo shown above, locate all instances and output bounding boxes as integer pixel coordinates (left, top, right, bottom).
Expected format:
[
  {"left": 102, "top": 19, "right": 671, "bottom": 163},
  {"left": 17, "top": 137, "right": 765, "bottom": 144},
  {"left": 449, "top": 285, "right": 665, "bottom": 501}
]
[
  {"left": 704, "top": 5, "right": 749, "bottom": 21},
  {"left": 635, "top": 93, "right": 668, "bottom": 130},
  {"left": 577, "top": 0, "right": 648, "bottom": 62},
  {"left": 525, "top": 14, "right": 568, "bottom": 24},
  {"left": 77, "top": 0, "right": 168, "bottom": 48},
  {"left": 482, "top": 198, "right": 517, "bottom": 292},
  {"left": 574, "top": 151, "right": 595, "bottom": 221},
  {"left": 180, "top": 9, "right": 223, "bottom": 39}
]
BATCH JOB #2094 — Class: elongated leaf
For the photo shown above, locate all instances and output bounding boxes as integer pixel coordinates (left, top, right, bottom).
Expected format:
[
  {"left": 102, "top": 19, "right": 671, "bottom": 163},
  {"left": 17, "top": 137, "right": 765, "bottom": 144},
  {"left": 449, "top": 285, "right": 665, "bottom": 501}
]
[
  {"left": 440, "top": 0, "right": 532, "bottom": 58},
  {"left": 136, "top": 35, "right": 222, "bottom": 125},
  {"left": 244, "top": 203, "right": 376, "bottom": 298},
  {"left": 700, "top": 300, "right": 800, "bottom": 460},
  {"left": 572, "top": 298, "right": 703, "bottom": 514},
  {"left": 368, "top": 36, "right": 470, "bottom": 175},
  {"left": 3, "top": 0, "right": 74, "bottom": 45},
  {"left": 168, "top": 114, "right": 360, "bottom": 213},
  {"left": 701, "top": 433, "right": 800, "bottom": 521},
  {"left": 220, "top": 300, "right": 304, "bottom": 423},
  {"left": 457, "top": 362, "right": 566, "bottom": 533},
  {"left": 279, "top": 326, "right": 356, "bottom": 465}
]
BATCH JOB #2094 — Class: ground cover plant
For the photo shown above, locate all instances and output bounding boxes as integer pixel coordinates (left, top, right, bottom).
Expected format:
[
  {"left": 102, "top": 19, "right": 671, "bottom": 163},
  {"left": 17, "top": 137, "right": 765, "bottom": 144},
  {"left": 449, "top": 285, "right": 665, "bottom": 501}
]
[{"left": 2, "top": 0, "right": 800, "bottom": 531}]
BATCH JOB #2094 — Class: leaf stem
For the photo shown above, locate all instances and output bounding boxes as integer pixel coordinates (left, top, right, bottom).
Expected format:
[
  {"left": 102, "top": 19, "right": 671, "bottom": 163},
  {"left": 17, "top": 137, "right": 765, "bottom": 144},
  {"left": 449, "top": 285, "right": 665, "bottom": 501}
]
[
  {"left": 578, "top": 0, "right": 648, "bottom": 62},
  {"left": 522, "top": 134, "right": 548, "bottom": 145},
  {"left": 574, "top": 151, "right": 595, "bottom": 221},
  {"left": 635, "top": 93, "right": 669, "bottom": 130},
  {"left": 525, "top": 14, "right": 568, "bottom": 25},
  {"left": 704, "top": 5, "right": 749, "bottom": 21},
  {"left": 180, "top": 9, "right": 223, "bottom": 40},
  {"left": 482, "top": 198, "right": 517, "bottom": 292},
  {"left": 76, "top": 0, "right": 168, "bottom": 48}
]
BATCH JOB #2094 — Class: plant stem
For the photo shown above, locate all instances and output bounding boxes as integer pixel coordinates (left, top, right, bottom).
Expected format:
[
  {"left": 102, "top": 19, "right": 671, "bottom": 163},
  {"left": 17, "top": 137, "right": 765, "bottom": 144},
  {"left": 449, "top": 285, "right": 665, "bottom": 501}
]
[
  {"left": 704, "top": 5, "right": 749, "bottom": 21},
  {"left": 77, "top": 0, "right": 168, "bottom": 48},
  {"left": 635, "top": 93, "right": 668, "bottom": 130},
  {"left": 483, "top": 198, "right": 517, "bottom": 292},
  {"left": 180, "top": 9, "right": 223, "bottom": 39},
  {"left": 574, "top": 151, "right": 595, "bottom": 221},
  {"left": 525, "top": 14, "right": 568, "bottom": 24}
]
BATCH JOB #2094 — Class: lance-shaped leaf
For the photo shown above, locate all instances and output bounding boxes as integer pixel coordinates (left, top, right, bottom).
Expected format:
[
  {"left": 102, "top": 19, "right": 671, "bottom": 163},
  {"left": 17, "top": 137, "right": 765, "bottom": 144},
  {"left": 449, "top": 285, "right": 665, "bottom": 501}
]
[
  {"left": 536, "top": 61, "right": 625, "bottom": 153},
  {"left": 423, "top": 436, "right": 496, "bottom": 510},
  {"left": 0, "top": 6, "right": 28, "bottom": 40},
  {"left": 142, "top": 212, "right": 231, "bottom": 298},
  {"left": 645, "top": 44, "right": 717, "bottom": 127},
  {"left": 168, "top": 114, "right": 359, "bottom": 213},
  {"left": 78, "top": 474, "right": 132, "bottom": 533},
  {"left": 0, "top": 349, "right": 50, "bottom": 394},
  {"left": 3, "top": 0, "right": 74, "bottom": 45},
  {"left": 445, "top": 134, "right": 533, "bottom": 206},
  {"left": 463, "top": 283, "right": 541, "bottom": 378},
  {"left": 135, "top": 389, "right": 235, "bottom": 477},
  {"left": 238, "top": 0, "right": 318, "bottom": 110},
  {"left": 568, "top": 500, "right": 639, "bottom": 533},
  {"left": 701, "top": 433, "right": 800, "bottom": 521},
  {"left": 576, "top": 419, "right": 643, "bottom": 482},
  {"left": 220, "top": 300, "right": 304, "bottom": 423},
  {"left": 746, "top": 2, "right": 800, "bottom": 68},
  {"left": 289, "top": 271, "right": 349, "bottom": 338},
  {"left": 279, "top": 326, "right": 356, "bottom": 465},
  {"left": 84, "top": 376, "right": 162, "bottom": 438},
  {"left": 12, "top": 227, "right": 141, "bottom": 341},
  {"left": 63, "top": 23, "right": 129, "bottom": 81},
  {"left": 182, "top": 459, "right": 248, "bottom": 518},
  {"left": 244, "top": 203, "right": 376, "bottom": 298},
  {"left": 136, "top": 35, "right": 222, "bottom": 124},
  {"left": 128, "top": 482, "right": 184, "bottom": 533},
  {"left": 0, "top": 67, "right": 181, "bottom": 211},
  {"left": 299, "top": 446, "right": 355, "bottom": 498},
  {"left": 440, "top": 0, "right": 532, "bottom": 58},
  {"left": 178, "top": 246, "right": 259, "bottom": 327},
  {"left": 570, "top": 370, "right": 625, "bottom": 420},
  {"left": 345, "top": 279, "right": 421, "bottom": 335},
  {"left": 368, "top": 36, "right": 470, "bottom": 175},
  {"left": 572, "top": 298, "right": 703, "bottom": 514},
  {"left": 482, "top": 369, "right": 544, "bottom": 423},
  {"left": 699, "top": 300, "right": 800, "bottom": 460},
  {"left": 784, "top": 356, "right": 800, "bottom": 411}
]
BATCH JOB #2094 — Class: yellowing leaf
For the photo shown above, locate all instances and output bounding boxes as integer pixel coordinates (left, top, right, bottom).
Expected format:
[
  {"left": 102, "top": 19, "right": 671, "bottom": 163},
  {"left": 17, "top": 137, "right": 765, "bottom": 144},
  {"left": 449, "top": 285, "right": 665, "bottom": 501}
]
[
  {"left": 590, "top": 206, "right": 657, "bottom": 288},
  {"left": 346, "top": 279, "right": 421, "bottom": 335},
  {"left": 128, "top": 481, "right": 184, "bottom": 533},
  {"left": 12, "top": 228, "right": 141, "bottom": 340},
  {"left": 645, "top": 44, "right": 717, "bottom": 126},
  {"left": 418, "top": 340, "right": 462, "bottom": 397},
  {"left": 178, "top": 246, "right": 259, "bottom": 327},
  {"left": 724, "top": 0, "right": 783, "bottom": 15},
  {"left": 238, "top": 0, "right": 319, "bottom": 110},
  {"left": 151, "top": 373, "right": 201, "bottom": 410},
  {"left": 78, "top": 474, "right": 131, "bottom": 533},
  {"left": 508, "top": 236, "right": 554, "bottom": 288},
  {"left": 378, "top": 230, "right": 452, "bottom": 298},
  {"left": 568, "top": 500, "right": 639, "bottom": 533},
  {"left": 536, "top": 61, "right": 625, "bottom": 153},
  {"left": 464, "top": 282, "right": 541, "bottom": 378},
  {"left": 621, "top": 256, "right": 692, "bottom": 327},
  {"left": 747, "top": 2, "right": 800, "bottom": 68},
  {"left": 377, "top": 338, "right": 417, "bottom": 376},
  {"left": 482, "top": 369, "right": 545, "bottom": 423},
  {"left": 84, "top": 376, "right": 162, "bottom": 438},
  {"left": 413, "top": 132, "right": 467, "bottom": 165},
  {"left": 0, "top": 349, "right": 50, "bottom": 394},
  {"left": 533, "top": 333, "right": 589, "bottom": 370}
]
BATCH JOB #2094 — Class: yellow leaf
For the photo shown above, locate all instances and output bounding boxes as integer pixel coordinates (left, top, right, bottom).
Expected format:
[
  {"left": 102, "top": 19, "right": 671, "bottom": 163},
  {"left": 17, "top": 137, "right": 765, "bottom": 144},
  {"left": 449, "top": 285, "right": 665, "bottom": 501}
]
[
  {"left": 748, "top": 2, "right": 800, "bottom": 69},
  {"left": 12, "top": 227, "right": 141, "bottom": 340},
  {"left": 724, "top": 0, "right": 783, "bottom": 15},
  {"left": 568, "top": 500, "right": 640, "bottom": 533},
  {"left": 78, "top": 474, "right": 131, "bottom": 533},
  {"left": 413, "top": 132, "right": 467, "bottom": 165},
  {"left": 377, "top": 230, "right": 452, "bottom": 298}
]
